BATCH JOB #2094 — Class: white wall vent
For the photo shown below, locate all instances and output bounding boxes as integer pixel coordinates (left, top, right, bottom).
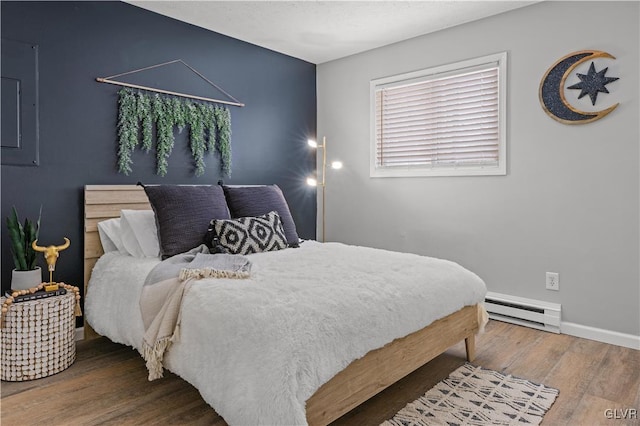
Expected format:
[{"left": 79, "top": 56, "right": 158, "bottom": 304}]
[{"left": 484, "top": 292, "right": 561, "bottom": 334}]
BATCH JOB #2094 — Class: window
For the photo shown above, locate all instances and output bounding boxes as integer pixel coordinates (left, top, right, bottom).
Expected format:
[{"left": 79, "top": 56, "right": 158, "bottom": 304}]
[{"left": 370, "top": 52, "right": 507, "bottom": 177}]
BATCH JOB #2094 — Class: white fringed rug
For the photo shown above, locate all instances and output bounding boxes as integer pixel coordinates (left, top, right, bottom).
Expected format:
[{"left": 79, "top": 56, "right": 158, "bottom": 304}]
[{"left": 381, "top": 364, "right": 559, "bottom": 426}]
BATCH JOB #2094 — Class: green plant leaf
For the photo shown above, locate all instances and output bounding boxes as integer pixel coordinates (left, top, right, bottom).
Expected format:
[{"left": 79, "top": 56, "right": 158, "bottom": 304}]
[
  {"left": 6, "top": 207, "right": 28, "bottom": 270},
  {"left": 24, "top": 219, "right": 35, "bottom": 269},
  {"left": 23, "top": 206, "right": 41, "bottom": 269}
]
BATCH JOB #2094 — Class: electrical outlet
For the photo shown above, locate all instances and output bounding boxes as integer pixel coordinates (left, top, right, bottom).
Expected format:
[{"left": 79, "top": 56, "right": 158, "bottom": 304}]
[{"left": 546, "top": 272, "right": 559, "bottom": 291}]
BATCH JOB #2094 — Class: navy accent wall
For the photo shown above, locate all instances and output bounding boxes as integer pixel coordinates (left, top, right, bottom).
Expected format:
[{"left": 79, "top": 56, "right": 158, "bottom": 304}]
[{"left": 1, "top": 2, "right": 317, "bottom": 298}]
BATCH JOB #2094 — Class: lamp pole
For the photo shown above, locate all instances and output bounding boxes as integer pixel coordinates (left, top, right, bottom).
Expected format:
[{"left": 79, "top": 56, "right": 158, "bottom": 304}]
[
  {"left": 321, "top": 136, "right": 326, "bottom": 243},
  {"left": 307, "top": 136, "right": 341, "bottom": 243}
]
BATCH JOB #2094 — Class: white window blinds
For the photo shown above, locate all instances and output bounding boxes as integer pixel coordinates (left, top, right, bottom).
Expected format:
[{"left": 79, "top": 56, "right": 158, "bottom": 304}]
[{"left": 371, "top": 53, "right": 506, "bottom": 177}]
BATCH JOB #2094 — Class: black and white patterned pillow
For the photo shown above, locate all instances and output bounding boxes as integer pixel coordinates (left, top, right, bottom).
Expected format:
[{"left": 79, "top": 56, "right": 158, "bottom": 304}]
[
  {"left": 208, "top": 211, "right": 287, "bottom": 255},
  {"left": 222, "top": 185, "right": 300, "bottom": 247}
]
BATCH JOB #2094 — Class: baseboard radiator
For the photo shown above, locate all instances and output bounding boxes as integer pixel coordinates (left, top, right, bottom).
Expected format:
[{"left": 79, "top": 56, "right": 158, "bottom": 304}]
[{"left": 484, "top": 292, "right": 561, "bottom": 334}]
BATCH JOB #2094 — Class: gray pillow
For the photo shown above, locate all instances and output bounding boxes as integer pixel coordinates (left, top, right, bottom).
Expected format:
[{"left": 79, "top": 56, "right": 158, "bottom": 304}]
[
  {"left": 144, "top": 185, "right": 230, "bottom": 259},
  {"left": 222, "top": 185, "right": 300, "bottom": 247}
]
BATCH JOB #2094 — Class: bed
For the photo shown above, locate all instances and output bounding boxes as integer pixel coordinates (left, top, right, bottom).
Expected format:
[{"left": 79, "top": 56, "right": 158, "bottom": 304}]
[{"left": 83, "top": 184, "right": 487, "bottom": 426}]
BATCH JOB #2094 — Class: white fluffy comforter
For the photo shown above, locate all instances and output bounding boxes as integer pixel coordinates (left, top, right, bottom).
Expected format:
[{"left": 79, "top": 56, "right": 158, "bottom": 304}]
[{"left": 86, "top": 241, "right": 486, "bottom": 426}]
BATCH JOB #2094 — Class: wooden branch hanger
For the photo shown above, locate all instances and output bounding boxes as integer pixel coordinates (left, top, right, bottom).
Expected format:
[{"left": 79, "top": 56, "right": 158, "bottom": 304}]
[{"left": 96, "top": 59, "right": 245, "bottom": 107}]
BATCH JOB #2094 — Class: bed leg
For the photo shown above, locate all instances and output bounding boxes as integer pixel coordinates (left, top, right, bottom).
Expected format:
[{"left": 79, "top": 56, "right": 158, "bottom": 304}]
[
  {"left": 84, "top": 323, "right": 99, "bottom": 340},
  {"left": 465, "top": 334, "right": 476, "bottom": 362}
]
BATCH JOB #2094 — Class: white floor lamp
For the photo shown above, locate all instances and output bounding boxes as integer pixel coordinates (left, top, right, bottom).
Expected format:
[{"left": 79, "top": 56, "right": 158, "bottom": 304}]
[{"left": 307, "top": 137, "right": 342, "bottom": 242}]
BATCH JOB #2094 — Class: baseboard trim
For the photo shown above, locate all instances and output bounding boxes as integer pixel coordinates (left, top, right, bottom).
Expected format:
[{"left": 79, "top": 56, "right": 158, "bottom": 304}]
[
  {"left": 561, "top": 322, "right": 640, "bottom": 350},
  {"left": 75, "top": 327, "right": 84, "bottom": 341}
]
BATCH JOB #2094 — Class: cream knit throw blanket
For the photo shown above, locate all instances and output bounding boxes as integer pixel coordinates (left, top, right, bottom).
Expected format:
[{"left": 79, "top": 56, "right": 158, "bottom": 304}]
[{"left": 140, "top": 246, "right": 251, "bottom": 380}]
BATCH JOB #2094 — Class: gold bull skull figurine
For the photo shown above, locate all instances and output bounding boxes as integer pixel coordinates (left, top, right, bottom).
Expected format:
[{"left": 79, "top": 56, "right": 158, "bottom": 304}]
[{"left": 32, "top": 237, "right": 70, "bottom": 287}]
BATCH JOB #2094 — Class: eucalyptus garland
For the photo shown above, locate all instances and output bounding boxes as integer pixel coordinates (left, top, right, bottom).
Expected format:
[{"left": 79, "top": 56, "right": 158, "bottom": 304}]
[
  {"left": 152, "top": 94, "right": 174, "bottom": 177},
  {"left": 116, "top": 89, "right": 232, "bottom": 177},
  {"left": 201, "top": 103, "right": 217, "bottom": 153},
  {"left": 187, "top": 102, "right": 206, "bottom": 176},
  {"left": 116, "top": 89, "right": 139, "bottom": 175},
  {"left": 215, "top": 106, "right": 232, "bottom": 177},
  {"left": 136, "top": 91, "right": 153, "bottom": 152}
]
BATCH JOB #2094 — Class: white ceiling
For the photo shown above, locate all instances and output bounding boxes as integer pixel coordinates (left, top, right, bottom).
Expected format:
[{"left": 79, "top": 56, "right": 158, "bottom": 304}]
[{"left": 128, "top": 1, "right": 539, "bottom": 64}]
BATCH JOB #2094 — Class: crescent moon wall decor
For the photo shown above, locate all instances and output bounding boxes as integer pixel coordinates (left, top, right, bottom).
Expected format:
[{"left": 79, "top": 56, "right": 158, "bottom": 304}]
[{"left": 539, "top": 50, "right": 620, "bottom": 124}]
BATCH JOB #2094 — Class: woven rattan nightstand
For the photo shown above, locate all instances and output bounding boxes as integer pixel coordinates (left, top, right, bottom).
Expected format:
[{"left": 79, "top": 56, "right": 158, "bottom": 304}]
[{"left": 1, "top": 291, "right": 76, "bottom": 381}]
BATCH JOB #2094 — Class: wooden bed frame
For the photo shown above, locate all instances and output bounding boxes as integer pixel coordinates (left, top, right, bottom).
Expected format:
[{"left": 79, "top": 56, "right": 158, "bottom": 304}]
[{"left": 84, "top": 184, "right": 481, "bottom": 426}]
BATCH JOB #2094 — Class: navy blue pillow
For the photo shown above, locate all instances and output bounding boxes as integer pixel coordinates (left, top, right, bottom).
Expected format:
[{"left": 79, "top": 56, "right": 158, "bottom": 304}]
[
  {"left": 222, "top": 185, "right": 300, "bottom": 247},
  {"left": 144, "top": 185, "right": 230, "bottom": 259}
]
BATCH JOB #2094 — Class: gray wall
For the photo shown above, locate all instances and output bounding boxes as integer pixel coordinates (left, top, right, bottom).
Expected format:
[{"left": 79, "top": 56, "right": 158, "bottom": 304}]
[
  {"left": 1, "top": 2, "right": 317, "bottom": 299},
  {"left": 317, "top": 1, "right": 639, "bottom": 336}
]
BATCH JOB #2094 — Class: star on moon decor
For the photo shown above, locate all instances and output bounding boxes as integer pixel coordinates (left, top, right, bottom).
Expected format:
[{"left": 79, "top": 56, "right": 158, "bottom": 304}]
[{"left": 539, "top": 50, "right": 620, "bottom": 124}]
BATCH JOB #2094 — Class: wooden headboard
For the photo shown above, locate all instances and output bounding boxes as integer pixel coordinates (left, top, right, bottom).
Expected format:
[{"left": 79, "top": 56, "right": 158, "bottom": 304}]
[{"left": 83, "top": 185, "right": 151, "bottom": 339}]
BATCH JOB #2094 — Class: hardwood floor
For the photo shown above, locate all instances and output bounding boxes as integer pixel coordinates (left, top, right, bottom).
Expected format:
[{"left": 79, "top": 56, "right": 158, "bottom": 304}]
[{"left": 1, "top": 320, "right": 638, "bottom": 425}]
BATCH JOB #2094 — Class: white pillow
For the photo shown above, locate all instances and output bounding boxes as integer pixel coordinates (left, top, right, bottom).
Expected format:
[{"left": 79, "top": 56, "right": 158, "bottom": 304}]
[
  {"left": 120, "top": 210, "right": 160, "bottom": 258},
  {"left": 97, "top": 218, "right": 125, "bottom": 254}
]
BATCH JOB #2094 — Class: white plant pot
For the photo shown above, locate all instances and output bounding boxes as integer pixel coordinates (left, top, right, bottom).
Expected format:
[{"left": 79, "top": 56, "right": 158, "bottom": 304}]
[{"left": 10, "top": 267, "right": 43, "bottom": 290}]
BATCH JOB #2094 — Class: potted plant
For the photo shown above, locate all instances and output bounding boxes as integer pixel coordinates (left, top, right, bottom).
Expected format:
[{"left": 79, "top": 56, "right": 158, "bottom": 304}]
[{"left": 6, "top": 206, "right": 42, "bottom": 290}]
